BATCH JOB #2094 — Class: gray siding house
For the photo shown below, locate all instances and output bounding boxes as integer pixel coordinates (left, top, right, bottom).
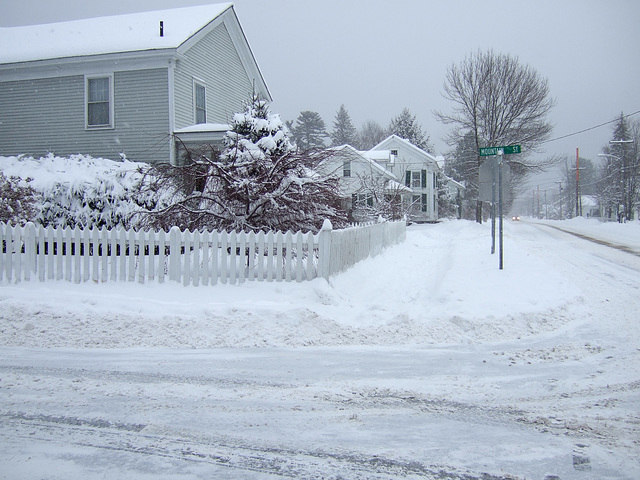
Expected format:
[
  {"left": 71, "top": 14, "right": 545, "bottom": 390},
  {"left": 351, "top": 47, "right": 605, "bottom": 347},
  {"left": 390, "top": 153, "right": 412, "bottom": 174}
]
[{"left": 0, "top": 3, "right": 270, "bottom": 164}]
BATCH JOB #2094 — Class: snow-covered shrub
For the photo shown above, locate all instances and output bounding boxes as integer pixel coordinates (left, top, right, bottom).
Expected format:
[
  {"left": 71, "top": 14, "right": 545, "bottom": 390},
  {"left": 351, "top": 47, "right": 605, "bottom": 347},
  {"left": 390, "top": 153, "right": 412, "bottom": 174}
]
[
  {"left": 0, "top": 172, "right": 39, "bottom": 225},
  {"left": 0, "top": 154, "right": 151, "bottom": 229}
]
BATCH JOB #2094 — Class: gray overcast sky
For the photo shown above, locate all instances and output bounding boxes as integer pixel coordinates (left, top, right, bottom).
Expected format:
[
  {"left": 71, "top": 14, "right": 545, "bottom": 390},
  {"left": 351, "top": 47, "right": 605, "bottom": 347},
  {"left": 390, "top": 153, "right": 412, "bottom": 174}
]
[{"left": 2, "top": 0, "right": 640, "bottom": 187}]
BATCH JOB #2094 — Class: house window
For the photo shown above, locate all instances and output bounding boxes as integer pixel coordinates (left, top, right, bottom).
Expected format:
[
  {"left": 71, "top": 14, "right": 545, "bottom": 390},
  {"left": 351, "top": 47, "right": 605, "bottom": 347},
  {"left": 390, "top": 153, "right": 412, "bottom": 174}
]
[
  {"left": 411, "top": 171, "right": 422, "bottom": 188},
  {"left": 390, "top": 149, "right": 398, "bottom": 156},
  {"left": 343, "top": 160, "right": 351, "bottom": 177},
  {"left": 353, "top": 193, "right": 373, "bottom": 207},
  {"left": 86, "top": 75, "right": 113, "bottom": 128},
  {"left": 406, "top": 170, "right": 427, "bottom": 189},
  {"left": 411, "top": 194, "right": 427, "bottom": 212},
  {"left": 411, "top": 195, "right": 421, "bottom": 211},
  {"left": 194, "top": 80, "right": 206, "bottom": 124}
]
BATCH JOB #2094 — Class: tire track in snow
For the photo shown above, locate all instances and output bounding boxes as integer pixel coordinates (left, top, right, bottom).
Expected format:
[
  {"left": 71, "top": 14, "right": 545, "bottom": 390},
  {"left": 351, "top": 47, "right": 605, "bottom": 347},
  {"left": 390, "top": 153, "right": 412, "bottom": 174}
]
[{"left": 0, "top": 411, "right": 519, "bottom": 480}]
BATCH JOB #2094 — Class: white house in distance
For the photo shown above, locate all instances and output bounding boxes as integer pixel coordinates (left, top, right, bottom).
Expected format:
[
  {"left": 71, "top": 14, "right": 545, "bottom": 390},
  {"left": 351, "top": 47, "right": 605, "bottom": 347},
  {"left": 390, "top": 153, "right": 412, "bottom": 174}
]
[
  {"left": 318, "top": 135, "right": 443, "bottom": 223},
  {"left": 367, "top": 135, "right": 441, "bottom": 222},
  {"left": 0, "top": 3, "right": 269, "bottom": 165},
  {"left": 316, "top": 144, "right": 412, "bottom": 222}
]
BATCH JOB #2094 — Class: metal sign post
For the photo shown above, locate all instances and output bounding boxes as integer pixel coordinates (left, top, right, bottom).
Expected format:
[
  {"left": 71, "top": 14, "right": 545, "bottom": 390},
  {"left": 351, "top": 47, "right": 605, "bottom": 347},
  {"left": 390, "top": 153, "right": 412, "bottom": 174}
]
[
  {"left": 478, "top": 145, "right": 521, "bottom": 270},
  {"left": 498, "top": 155, "right": 504, "bottom": 270}
]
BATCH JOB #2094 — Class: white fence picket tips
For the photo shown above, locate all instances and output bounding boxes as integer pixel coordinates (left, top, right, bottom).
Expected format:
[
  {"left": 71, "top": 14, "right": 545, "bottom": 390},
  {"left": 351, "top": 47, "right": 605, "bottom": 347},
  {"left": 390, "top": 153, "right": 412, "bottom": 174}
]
[{"left": 0, "top": 219, "right": 405, "bottom": 286}]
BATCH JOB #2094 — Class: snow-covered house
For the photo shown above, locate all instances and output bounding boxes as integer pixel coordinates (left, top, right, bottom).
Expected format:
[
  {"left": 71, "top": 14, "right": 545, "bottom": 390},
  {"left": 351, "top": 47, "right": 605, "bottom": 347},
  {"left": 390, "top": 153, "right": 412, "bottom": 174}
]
[
  {"left": 366, "top": 135, "right": 440, "bottom": 222},
  {"left": 316, "top": 144, "right": 411, "bottom": 221},
  {"left": 0, "top": 3, "right": 269, "bottom": 165}
]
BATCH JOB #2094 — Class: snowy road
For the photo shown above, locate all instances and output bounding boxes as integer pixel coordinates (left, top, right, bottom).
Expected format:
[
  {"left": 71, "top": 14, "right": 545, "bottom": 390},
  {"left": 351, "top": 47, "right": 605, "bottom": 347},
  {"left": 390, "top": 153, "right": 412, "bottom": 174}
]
[{"left": 1, "top": 220, "right": 639, "bottom": 479}]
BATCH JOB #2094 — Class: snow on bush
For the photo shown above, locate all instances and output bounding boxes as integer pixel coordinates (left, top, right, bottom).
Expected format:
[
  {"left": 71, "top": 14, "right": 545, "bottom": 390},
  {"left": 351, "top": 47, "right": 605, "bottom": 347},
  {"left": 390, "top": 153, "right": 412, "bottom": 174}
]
[{"left": 0, "top": 154, "right": 151, "bottom": 229}]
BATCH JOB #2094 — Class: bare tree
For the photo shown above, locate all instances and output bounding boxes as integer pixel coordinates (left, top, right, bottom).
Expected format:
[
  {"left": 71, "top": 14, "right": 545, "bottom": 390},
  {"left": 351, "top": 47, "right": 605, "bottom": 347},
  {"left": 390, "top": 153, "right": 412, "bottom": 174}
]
[
  {"left": 349, "top": 173, "right": 409, "bottom": 222},
  {"left": 357, "top": 120, "right": 387, "bottom": 150},
  {"left": 435, "top": 49, "right": 556, "bottom": 222}
]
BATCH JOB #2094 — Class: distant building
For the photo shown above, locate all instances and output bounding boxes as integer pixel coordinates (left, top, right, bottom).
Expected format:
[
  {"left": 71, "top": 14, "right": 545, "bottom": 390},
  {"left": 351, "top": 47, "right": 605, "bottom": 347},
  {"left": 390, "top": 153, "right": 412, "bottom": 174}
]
[
  {"left": 368, "top": 135, "right": 440, "bottom": 222},
  {"left": 317, "top": 135, "right": 445, "bottom": 223}
]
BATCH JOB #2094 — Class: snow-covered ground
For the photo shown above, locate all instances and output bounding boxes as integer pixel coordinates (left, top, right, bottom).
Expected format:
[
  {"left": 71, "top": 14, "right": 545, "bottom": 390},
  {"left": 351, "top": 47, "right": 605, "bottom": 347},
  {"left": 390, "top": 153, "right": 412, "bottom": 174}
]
[{"left": 1, "top": 218, "right": 639, "bottom": 479}]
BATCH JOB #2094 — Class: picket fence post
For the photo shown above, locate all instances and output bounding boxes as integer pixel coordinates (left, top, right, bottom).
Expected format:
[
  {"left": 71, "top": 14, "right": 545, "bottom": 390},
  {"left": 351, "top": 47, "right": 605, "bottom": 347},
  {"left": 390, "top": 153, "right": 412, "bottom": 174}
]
[
  {"left": 318, "top": 219, "right": 332, "bottom": 280},
  {"left": 168, "top": 226, "right": 182, "bottom": 283},
  {"left": 24, "top": 222, "right": 37, "bottom": 281}
]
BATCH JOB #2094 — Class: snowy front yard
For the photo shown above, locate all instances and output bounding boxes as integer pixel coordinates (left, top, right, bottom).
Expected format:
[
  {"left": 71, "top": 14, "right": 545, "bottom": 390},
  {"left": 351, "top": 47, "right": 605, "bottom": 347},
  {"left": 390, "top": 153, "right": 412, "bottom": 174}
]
[{"left": 1, "top": 219, "right": 639, "bottom": 479}]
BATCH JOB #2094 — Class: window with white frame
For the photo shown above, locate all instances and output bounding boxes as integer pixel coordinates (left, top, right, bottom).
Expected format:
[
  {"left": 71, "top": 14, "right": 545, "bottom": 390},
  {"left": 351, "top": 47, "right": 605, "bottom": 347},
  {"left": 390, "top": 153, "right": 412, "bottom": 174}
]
[
  {"left": 343, "top": 160, "right": 351, "bottom": 177},
  {"left": 86, "top": 75, "right": 113, "bottom": 128},
  {"left": 354, "top": 193, "right": 373, "bottom": 207},
  {"left": 194, "top": 80, "right": 207, "bottom": 124},
  {"left": 411, "top": 171, "right": 422, "bottom": 188}
]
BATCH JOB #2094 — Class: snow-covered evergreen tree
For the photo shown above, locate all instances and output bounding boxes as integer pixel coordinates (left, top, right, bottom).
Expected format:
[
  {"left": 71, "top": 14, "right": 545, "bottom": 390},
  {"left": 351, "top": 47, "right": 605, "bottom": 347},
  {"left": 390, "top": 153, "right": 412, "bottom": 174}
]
[
  {"left": 330, "top": 105, "right": 357, "bottom": 147},
  {"left": 143, "top": 94, "right": 347, "bottom": 232},
  {"left": 597, "top": 112, "right": 639, "bottom": 221},
  {"left": 388, "top": 108, "right": 433, "bottom": 152}
]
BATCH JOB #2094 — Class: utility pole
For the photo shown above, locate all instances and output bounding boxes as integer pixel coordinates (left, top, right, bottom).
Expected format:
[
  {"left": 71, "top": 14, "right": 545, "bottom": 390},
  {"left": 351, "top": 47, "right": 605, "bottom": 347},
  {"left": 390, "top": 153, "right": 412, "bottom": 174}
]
[
  {"left": 544, "top": 189, "right": 548, "bottom": 219},
  {"left": 537, "top": 185, "right": 540, "bottom": 219}
]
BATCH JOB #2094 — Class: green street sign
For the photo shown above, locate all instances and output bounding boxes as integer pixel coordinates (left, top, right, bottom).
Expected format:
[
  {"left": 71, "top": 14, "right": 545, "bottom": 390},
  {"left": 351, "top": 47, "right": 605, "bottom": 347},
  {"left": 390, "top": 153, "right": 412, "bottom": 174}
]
[
  {"left": 503, "top": 145, "right": 521, "bottom": 154},
  {"left": 479, "top": 147, "right": 500, "bottom": 156},
  {"left": 479, "top": 145, "right": 521, "bottom": 156}
]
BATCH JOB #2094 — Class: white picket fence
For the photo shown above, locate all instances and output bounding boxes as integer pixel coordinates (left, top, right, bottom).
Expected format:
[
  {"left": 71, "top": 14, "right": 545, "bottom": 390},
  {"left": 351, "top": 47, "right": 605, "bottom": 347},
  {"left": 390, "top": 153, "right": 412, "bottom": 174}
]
[{"left": 0, "top": 219, "right": 405, "bottom": 286}]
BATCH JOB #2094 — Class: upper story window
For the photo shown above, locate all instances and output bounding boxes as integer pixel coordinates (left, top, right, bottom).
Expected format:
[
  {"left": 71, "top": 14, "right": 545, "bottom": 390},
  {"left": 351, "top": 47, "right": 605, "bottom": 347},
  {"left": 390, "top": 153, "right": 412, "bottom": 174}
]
[
  {"left": 343, "top": 160, "right": 351, "bottom": 177},
  {"left": 411, "top": 171, "right": 422, "bottom": 188},
  {"left": 405, "top": 169, "right": 428, "bottom": 189},
  {"left": 194, "top": 80, "right": 207, "bottom": 124},
  {"left": 390, "top": 149, "right": 398, "bottom": 156},
  {"left": 86, "top": 75, "right": 114, "bottom": 128}
]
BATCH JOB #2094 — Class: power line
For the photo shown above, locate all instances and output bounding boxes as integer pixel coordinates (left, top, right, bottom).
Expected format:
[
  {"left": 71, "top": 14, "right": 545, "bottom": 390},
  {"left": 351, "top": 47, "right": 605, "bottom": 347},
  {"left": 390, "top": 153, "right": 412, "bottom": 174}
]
[{"left": 543, "top": 110, "right": 640, "bottom": 144}]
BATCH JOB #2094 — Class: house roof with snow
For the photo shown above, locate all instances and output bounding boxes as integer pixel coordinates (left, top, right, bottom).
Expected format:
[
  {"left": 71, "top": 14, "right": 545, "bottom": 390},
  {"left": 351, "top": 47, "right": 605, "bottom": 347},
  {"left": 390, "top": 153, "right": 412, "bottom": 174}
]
[
  {"left": 0, "top": 3, "right": 271, "bottom": 102},
  {"left": 329, "top": 144, "right": 398, "bottom": 180},
  {"left": 0, "top": 3, "right": 234, "bottom": 64},
  {"left": 370, "top": 135, "right": 440, "bottom": 169}
]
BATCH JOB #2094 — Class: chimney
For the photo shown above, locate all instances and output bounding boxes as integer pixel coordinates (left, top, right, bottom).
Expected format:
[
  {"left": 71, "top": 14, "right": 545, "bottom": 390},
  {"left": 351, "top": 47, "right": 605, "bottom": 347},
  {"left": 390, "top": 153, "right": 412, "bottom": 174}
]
[{"left": 160, "top": 21, "right": 164, "bottom": 37}]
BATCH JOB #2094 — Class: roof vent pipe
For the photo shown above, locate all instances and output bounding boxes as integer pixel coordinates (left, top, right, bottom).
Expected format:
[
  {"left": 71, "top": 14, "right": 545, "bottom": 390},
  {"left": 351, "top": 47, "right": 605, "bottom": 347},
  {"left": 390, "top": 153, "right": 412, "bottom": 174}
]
[{"left": 160, "top": 21, "right": 164, "bottom": 37}]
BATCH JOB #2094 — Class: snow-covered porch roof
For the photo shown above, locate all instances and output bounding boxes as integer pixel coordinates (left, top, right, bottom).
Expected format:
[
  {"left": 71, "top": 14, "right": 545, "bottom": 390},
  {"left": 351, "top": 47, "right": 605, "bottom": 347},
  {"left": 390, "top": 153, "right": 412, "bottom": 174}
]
[{"left": 174, "top": 123, "right": 229, "bottom": 145}]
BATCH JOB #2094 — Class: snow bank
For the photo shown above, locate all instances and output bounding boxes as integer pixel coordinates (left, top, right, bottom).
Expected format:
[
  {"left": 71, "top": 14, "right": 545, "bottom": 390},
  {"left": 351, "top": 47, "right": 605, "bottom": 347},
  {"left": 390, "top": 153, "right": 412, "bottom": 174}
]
[{"left": 0, "top": 221, "right": 584, "bottom": 348}]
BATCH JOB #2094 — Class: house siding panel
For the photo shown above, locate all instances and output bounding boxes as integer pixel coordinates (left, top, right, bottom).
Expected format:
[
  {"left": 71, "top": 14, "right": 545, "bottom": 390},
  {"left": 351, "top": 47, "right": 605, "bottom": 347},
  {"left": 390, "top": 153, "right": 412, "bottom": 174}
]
[
  {"left": 174, "top": 22, "right": 253, "bottom": 130},
  {"left": 0, "top": 68, "right": 169, "bottom": 163},
  {"left": 0, "top": 75, "right": 84, "bottom": 157},
  {"left": 113, "top": 69, "right": 170, "bottom": 163}
]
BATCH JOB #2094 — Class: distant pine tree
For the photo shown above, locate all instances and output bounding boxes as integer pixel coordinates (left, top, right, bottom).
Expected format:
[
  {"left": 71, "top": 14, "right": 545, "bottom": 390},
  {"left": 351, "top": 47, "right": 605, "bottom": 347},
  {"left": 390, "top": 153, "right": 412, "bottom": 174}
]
[
  {"left": 330, "top": 105, "right": 357, "bottom": 147},
  {"left": 388, "top": 108, "right": 433, "bottom": 152},
  {"left": 291, "top": 111, "right": 328, "bottom": 151}
]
